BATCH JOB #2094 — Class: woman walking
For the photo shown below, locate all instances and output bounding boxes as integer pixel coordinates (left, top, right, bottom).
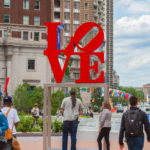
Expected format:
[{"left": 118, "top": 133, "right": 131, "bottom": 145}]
[
  {"left": 0, "top": 109, "right": 9, "bottom": 150},
  {"left": 97, "top": 101, "right": 112, "bottom": 150}
]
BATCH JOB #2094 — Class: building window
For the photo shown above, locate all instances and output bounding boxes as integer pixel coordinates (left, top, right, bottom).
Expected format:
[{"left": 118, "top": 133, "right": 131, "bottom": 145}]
[
  {"left": 64, "top": 0, "right": 70, "bottom": 9},
  {"left": 85, "top": 14, "right": 88, "bottom": 20},
  {"left": 34, "top": 16, "right": 40, "bottom": 25},
  {"left": 64, "top": 36, "right": 70, "bottom": 44},
  {"left": 34, "top": 32, "right": 39, "bottom": 41},
  {"left": 23, "top": 0, "right": 29, "bottom": 9},
  {"left": 23, "top": 32, "right": 28, "bottom": 40},
  {"left": 4, "top": 0, "right": 10, "bottom": 7},
  {"left": 84, "top": 2, "right": 88, "bottom": 9},
  {"left": 28, "top": 59, "right": 35, "bottom": 70},
  {"left": 54, "top": 0, "right": 60, "bottom": 8},
  {"left": 73, "top": 24, "right": 79, "bottom": 33},
  {"left": 64, "top": 24, "right": 70, "bottom": 32},
  {"left": 34, "top": 0, "right": 40, "bottom": 9},
  {"left": 74, "top": 2, "right": 80, "bottom": 9},
  {"left": 74, "top": 13, "right": 80, "bottom": 20},
  {"left": 3, "top": 30, "right": 8, "bottom": 39},
  {"left": 4, "top": 14, "right": 10, "bottom": 23},
  {"left": 23, "top": 16, "right": 29, "bottom": 25},
  {"left": 73, "top": 73, "right": 80, "bottom": 79},
  {"left": 64, "top": 12, "right": 70, "bottom": 20},
  {"left": 54, "top": 12, "right": 60, "bottom": 19}
]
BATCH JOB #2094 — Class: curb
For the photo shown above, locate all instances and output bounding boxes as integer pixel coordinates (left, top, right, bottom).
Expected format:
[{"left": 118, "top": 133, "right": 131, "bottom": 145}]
[{"left": 16, "top": 132, "right": 62, "bottom": 137}]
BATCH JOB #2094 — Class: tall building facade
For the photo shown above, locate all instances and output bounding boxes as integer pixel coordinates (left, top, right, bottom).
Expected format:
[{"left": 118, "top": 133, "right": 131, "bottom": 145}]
[{"left": 106, "top": 0, "right": 113, "bottom": 87}]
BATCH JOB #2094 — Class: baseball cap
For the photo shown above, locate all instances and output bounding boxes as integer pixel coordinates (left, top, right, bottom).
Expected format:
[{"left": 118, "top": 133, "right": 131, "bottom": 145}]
[{"left": 3, "top": 96, "right": 12, "bottom": 104}]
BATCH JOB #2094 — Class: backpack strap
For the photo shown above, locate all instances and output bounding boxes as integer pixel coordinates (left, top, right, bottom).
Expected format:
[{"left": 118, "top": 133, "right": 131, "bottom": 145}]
[{"left": 6, "top": 107, "right": 12, "bottom": 118}]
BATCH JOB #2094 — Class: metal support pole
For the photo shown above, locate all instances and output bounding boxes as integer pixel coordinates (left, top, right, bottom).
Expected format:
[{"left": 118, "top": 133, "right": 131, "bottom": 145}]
[
  {"left": 47, "top": 87, "right": 51, "bottom": 149},
  {"left": 43, "top": 85, "right": 48, "bottom": 150}
]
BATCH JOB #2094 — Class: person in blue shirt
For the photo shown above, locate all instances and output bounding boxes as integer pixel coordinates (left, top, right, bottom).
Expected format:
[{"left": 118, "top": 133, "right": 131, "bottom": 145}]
[{"left": 0, "top": 110, "right": 9, "bottom": 150}]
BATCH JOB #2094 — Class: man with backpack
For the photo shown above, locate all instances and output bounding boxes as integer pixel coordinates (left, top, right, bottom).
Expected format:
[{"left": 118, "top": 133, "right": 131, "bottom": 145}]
[
  {"left": 119, "top": 96, "right": 150, "bottom": 150},
  {"left": 2, "top": 96, "right": 20, "bottom": 150}
]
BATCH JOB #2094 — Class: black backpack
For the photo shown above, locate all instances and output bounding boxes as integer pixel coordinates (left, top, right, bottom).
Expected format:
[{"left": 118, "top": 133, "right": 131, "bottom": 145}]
[{"left": 125, "top": 109, "right": 143, "bottom": 137}]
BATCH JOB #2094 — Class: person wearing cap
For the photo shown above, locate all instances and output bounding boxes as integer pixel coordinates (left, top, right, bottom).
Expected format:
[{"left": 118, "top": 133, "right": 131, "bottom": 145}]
[
  {"left": 31, "top": 103, "right": 40, "bottom": 126},
  {"left": 2, "top": 96, "right": 20, "bottom": 150},
  {"left": 61, "top": 90, "right": 84, "bottom": 150}
]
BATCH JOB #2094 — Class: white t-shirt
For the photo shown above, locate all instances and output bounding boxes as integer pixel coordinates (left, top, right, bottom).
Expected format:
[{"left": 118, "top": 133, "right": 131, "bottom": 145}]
[
  {"left": 61, "top": 97, "right": 84, "bottom": 121},
  {"left": 2, "top": 107, "right": 20, "bottom": 134}
]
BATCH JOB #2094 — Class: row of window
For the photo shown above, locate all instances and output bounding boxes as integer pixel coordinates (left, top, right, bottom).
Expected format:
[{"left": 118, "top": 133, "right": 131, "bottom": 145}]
[
  {"left": 55, "top": 1, "right": 88, "bottom": 10},
  {"left": 28, "top": 58, "right": 80, "bottom": 80},
  {"left": 3, "top": 30, "right": 40, "bottom": 41},
  {"left": 3, "top": 14, "right": 40, "bottom": 25},
  {"left": 54, "top": 13, "right": 88, "bottom": 21},
  {"left": 3, "top": 0, "right": 40, "bottom": 10},
  {"left": 64, "top": 24, "right": 79, "bottom": 33}
]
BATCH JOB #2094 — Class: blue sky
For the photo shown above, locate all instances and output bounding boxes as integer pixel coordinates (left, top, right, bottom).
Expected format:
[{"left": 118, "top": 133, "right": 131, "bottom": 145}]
[{"left": 114, "top": 0, "right": 150, "bottom": 87}]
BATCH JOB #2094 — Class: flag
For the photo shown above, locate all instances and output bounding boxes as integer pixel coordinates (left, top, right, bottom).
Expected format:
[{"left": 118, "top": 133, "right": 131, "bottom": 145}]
[
  {"left": 118, "top": 91, "right": 121, "bottom": 97},
  {"left": 114, "top": 90, "right": 118, "bottom": 97},
  {"left": 111, "top": 90, "right": 115, "bottom": 97},
  {"left": 101, "top": 88, "right": 104, "bottom": 96},
  {"left": 109, "top": 89, "right": 113, "bottom": 96},
  {"left": 121, "top": 92, "right": 125, "bottom": 99},
  {"left": 57, "top": 24, "right": 64, "bottom": 50},
  {"left": 124, "top": 93, "right": 129, "bottom": 99}
]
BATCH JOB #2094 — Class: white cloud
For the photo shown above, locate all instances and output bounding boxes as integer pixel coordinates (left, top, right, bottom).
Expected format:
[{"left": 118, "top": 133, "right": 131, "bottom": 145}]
[
  {"left": 115, "top": 15, "right": 150, "bottom": 38},
  {"left": 114, "top": 15, "right": 150, "bottom": 87},
  {"left": 115, "top": 0, "right": 150, "bottom": 14}
]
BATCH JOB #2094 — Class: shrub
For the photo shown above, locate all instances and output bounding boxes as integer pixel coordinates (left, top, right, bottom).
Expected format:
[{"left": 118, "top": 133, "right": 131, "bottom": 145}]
[
  {"left": 38, "top": 118, "right": 43, "bottom": 131},
  {"left": 16, "top": 116, "right": 63, "bottom": 133},
  {"left": 16, "top": 116, "right": 35, "bottom": 132},
  {"left": 52, "top": 120, "right": 63, "bottom": 133}
]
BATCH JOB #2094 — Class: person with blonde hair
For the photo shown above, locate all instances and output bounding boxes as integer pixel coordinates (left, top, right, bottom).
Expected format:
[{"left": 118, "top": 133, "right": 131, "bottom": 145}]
[{"left": 97, "top": 101, "right": 112, "bottom": 150}]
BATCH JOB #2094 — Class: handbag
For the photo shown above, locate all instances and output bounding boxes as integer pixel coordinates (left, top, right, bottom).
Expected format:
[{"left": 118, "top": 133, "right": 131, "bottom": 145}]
[
  {"left": 5, "top": 107, "right": 13, "bottom": 140},
  {"left": 12, "top": 137, "right": 21, "bottom": 150}
]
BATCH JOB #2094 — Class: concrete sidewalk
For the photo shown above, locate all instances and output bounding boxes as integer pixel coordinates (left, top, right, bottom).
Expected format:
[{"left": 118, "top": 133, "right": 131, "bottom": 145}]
[{"left": 19, "top": 131, "right": 150, "bottom": 150}]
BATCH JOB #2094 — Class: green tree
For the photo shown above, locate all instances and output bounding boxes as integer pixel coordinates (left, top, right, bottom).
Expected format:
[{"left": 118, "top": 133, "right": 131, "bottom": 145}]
[
  {"left": 13, "top": 83, "right": 32, "bottom": 112},
  {"left": 13, "top": 83, "right": 44, "bottom": 112},
  {"left": 29, "top": 86, "right": 43, "bottom": 109},
  {"left": 51, "top": 90, "right": 65, "bottom": 115},
  {"left": 91, "top": 88, "right": 104, "bottom": 110}
]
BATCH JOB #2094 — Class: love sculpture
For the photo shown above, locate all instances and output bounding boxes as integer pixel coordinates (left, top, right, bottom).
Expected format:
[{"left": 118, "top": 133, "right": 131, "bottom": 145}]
[{"left": 44, "top": 22, "right": 104, "bottom": 83}]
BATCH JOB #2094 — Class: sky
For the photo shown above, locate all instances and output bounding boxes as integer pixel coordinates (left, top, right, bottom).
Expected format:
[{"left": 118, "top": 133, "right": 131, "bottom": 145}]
[{"left": 114, "top": 0, "right": 150, "bottom": 87}]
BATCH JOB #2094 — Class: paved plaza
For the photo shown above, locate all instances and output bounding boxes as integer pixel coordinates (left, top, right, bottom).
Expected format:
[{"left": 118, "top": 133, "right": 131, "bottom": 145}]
[{"left": 19, "top": 131, "right": 150, "bottom": 150}]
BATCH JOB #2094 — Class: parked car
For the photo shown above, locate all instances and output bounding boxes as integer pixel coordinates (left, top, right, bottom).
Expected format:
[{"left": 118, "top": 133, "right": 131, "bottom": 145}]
[{"left": 117, "top": 106, "right": 124, "bottom": 113}]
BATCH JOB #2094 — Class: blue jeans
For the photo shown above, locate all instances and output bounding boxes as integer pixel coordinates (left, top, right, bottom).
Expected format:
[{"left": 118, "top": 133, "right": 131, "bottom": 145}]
[
  {"left": 126, "top": 136, "right": 144, "bottom": 150},
  {"left": 62, "top": 119, "right": 78, "bottom": 150}
]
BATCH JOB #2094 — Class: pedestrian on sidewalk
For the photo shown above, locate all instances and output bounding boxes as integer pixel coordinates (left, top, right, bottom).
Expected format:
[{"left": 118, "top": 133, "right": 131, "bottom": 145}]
[
  {"left": 31, "top": 103, "right": 40, "bottom": 126},
  {"left": 88, "top": 106, "right": 94, "bottom": 118},
  {"left": 0, "top": 109, "right": 9, "bottom": 150},
  {"left": 2, "top": 96, "right": 20, "bottom": 150},
  {"left": 61, "top": 90, "right": 84, "bottom": 150},
  {"left": 119, "top": 96, "right": 150, "bottom": 150},
  {"left": 97, "top": 101, "right": 112, "bottom": 150}
]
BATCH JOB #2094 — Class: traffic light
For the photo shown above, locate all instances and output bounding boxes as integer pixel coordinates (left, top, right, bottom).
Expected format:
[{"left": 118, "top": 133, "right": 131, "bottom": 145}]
[
  {"left": 138, "top": 97, "right": 141, "bottom": 101},
  {"left": 87, "top": 88, "right": 90, "bottom": 93},
  {"left": 92, "top": 88, "right": 95, "bottom": 93},
  {"left": 92, "top": 98, "right": 95, "bottom": 103}
]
